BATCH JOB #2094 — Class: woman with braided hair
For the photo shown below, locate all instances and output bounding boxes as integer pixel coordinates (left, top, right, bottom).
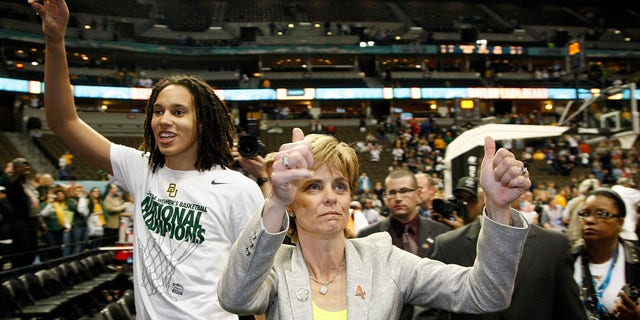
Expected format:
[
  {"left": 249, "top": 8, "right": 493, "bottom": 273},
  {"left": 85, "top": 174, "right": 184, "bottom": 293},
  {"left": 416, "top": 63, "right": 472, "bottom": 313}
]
[{"left": 30, "top": 0, "right": 263, "bottom": 318}]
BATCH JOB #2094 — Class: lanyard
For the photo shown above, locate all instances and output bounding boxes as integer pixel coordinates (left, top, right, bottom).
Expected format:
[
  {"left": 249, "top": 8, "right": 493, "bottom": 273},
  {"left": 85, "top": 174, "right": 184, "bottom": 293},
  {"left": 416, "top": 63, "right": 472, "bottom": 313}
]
[{"left": 593, "top": 244, "right": 619, "bottom": 315}]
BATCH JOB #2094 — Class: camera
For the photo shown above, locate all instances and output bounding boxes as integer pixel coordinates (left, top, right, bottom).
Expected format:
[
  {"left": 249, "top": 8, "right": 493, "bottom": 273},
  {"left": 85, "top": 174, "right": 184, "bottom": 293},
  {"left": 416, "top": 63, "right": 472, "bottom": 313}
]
[
  {"left": 237, "top": 135, "right": 267, "bottom": 158},
  {"left": 622, "top": 284, "right": 640, "bottom": 301},
  {"left": 432, "top": 195, "right": 467, "bottom": 220}
]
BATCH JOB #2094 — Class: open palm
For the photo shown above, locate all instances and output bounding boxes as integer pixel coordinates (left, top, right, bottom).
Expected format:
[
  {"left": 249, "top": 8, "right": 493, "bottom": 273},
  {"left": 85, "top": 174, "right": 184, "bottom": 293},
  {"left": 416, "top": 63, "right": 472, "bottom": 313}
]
[{"left": 29, "top": 0, "right": 70, "bottom": 42}]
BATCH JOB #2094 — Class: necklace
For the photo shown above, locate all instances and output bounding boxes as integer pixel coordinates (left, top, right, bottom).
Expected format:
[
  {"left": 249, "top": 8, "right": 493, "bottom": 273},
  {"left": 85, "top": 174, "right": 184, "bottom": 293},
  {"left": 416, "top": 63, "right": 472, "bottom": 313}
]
[{"left": 308, "top": 258, "right": 346, "bottom": 295}]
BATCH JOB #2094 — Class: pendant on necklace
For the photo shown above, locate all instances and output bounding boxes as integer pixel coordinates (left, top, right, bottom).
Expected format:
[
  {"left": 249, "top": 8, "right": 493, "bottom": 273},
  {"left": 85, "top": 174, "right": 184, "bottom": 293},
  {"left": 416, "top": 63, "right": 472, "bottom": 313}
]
[{"left": 319, "top": 285, "right": 328, "bottom": 295}]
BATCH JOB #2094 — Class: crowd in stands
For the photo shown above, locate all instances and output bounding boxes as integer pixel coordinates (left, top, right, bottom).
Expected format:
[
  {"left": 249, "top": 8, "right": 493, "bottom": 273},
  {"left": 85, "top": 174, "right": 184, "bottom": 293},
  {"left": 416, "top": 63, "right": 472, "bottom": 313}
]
[
  {"left": 0, "top": 161, "right": 135, "bottom": 319},
  {"left": 1, "top": 108, "right": 640, "bottom": 319},
  {"left": 0, "top": 160, "right": 134, "bottom": 270},
  {"left": 4, "top": 110, "right": 639, "bottom": 267},
  {"left": 338, "top": 113, "right": 640, "bottom": 240}
]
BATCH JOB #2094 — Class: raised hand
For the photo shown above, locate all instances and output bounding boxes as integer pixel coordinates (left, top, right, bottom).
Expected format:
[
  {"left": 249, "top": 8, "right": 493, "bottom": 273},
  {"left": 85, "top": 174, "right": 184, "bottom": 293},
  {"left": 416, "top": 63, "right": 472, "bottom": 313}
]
[
  {"left": 480, "top": 136, "right": 531, "bottom": 223},
  {"left": 269, "top": 128, "right": 314, "bottom": 208},
  {"left": 29, "top": 0, "right": 69, "bottom": 42}
]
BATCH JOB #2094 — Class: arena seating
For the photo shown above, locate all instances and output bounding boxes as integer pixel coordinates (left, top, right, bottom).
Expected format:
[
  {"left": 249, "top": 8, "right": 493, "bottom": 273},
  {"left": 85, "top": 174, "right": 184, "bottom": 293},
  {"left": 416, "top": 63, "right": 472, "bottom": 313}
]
[
  {"left": 1, "top": 251, "right": 134, "bottom": 320},
  {"left": 0, "top": 132, "right": 21, "bottom": 169},
  {"left": 33, "top": 134, "right": 143, "bottom": 181},
  {"left": 305, "top": 1, "right": 399, "bottom": 23},
  {"left": 65, "top": 0, "right": 152, "bottom": 18}
]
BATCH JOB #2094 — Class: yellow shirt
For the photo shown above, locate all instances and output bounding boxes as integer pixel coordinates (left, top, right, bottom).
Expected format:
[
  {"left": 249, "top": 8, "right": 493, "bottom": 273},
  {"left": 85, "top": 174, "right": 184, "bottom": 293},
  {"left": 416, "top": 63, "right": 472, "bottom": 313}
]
[{"left": 312, "top": 301, "right": 347, "bottom": 320}]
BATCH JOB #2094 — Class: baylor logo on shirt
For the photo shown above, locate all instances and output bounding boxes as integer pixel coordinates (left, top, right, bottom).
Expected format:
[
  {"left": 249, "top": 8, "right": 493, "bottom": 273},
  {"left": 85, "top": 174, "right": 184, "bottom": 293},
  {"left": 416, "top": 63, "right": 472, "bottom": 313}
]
[
  {"left": 140, "top": 192, "right": 206, "bottom": 244},
  {"left": 167, "top": 183, "right": 178, "bottom": 197}
]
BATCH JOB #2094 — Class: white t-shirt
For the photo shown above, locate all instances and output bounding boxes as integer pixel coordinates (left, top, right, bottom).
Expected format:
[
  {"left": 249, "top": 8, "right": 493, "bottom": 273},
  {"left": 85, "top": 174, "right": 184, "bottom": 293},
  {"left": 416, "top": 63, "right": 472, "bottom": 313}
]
[
  {"left": 573, "top": 243, "right": 626, "bottom": 314},
  {"left": 110, "top": 143, "right": 264, "bottom": 320},
  {"left": 611, "top": 184, "right": 640, "bottom": 241},
  {"left": 351, "top": 209, "right": 369, "bottom": 234}
]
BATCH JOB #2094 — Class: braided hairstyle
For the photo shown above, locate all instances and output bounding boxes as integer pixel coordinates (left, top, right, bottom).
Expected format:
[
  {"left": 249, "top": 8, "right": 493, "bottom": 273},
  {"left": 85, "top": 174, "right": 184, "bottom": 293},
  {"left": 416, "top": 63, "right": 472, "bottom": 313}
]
[{"left": 140, "top": 75, "right": 236, "bottom": 172}]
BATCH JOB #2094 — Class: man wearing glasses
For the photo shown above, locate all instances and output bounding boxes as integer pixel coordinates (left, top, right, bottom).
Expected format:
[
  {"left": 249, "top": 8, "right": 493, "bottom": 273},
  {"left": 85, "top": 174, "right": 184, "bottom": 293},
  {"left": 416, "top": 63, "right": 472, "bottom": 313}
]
[
  {"left": 357, "top": 169, "right": 451, "bottom": 320},
  {"left": 358, "top": 169, "right": 450, "bottom": 255}
]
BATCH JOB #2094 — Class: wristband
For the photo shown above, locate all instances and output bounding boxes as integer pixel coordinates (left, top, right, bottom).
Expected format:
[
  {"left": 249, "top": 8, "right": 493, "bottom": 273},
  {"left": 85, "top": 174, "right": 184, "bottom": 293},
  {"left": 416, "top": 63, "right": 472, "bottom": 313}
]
[{"left": 256, "top": 177, "right": 271, "bottom": 187}]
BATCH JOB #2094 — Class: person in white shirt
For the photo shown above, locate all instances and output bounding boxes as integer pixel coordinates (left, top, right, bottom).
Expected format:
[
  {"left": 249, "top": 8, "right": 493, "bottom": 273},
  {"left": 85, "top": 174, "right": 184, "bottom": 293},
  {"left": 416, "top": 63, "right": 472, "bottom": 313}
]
[
  {"left": 611, "top": 177, "right": 640, "bottom": 244},
  {"left": 31, "top": 1, "right": 263, "bottom": 318}
]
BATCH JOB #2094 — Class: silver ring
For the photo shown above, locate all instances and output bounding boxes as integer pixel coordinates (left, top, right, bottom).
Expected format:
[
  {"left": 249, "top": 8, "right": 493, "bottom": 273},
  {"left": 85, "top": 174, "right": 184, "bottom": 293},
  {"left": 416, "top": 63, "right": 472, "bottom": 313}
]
[
  {"left": 520, "top": 167, "right": 528, "bottom": 175},
  {"left": 283, "top": 155, "right": 291, "bottom": 169}
]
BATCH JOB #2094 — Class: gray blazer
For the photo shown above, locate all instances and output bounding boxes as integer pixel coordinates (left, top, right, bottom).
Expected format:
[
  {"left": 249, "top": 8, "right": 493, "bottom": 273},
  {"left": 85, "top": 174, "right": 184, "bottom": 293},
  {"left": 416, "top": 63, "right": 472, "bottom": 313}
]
[{"left": 218, "top": 210, "right": 529, "bottom": 320}]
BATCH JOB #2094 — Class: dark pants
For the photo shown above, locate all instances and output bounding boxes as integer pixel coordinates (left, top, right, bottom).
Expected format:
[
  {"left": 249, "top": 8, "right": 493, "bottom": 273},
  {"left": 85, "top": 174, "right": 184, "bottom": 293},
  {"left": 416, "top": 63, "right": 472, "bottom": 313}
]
[
  {"left": 9, "top": 218, "right": 39, "bottom": 267},
  {"left": 44, "top": 229, "right": 64, "bottom": 259},
  {"left": 104, "top": 227, "right": 119, "bottom": 245}
]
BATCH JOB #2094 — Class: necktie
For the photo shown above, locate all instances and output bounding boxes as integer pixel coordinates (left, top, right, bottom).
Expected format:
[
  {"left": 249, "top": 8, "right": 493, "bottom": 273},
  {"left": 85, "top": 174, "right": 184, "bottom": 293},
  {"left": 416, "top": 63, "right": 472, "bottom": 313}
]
[{"left": 402, "top": 224, "right": 419, "bottom": 255}]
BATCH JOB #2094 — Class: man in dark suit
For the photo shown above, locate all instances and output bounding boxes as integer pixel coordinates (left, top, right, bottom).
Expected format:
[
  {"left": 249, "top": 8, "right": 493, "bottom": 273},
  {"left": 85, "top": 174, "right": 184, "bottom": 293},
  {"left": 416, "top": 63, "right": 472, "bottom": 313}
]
[
  {"left": 429, "top": 178, "right": 587, "bottom": 320},
  {"left": 358, "top": 169, "right": 450, "bottom": 320},
  {"left": 358, "top": 169, "right": 450, "bottom": 256}
]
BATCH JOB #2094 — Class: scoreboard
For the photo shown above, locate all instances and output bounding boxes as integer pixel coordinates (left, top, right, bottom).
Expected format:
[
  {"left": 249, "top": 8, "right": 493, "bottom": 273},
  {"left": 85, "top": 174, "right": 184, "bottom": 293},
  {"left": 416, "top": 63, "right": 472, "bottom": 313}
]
[{"left": 455, "top": 98, "right": 481, "bottom": 122}]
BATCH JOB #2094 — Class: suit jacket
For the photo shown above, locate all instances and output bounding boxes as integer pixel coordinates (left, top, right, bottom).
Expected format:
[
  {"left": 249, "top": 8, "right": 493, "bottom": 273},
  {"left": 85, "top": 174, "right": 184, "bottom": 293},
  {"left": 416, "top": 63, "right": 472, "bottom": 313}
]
[
  {"left": 218, "top": 210, "right": 528, "bottom": 320},
  {"left": 357, "top": 216, "right": 451, "bottom": 258},
  {"left": 430, "top": 218, "right": 587, "bottom": 320}
]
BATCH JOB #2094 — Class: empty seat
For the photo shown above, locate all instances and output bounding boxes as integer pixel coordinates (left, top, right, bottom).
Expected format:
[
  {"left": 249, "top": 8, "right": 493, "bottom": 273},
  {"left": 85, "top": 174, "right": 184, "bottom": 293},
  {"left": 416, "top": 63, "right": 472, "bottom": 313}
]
[
  {"left": 57, "top": 262, "right": 112, "bottom": 306},
  {"left": 99, "top": 301, "right": 130, "bottom": 320},
  {"left": 116, "top": 290, "right": 135, "bottom": 320},
  {"left": 2, "top": 278, "right": 63, "bottom": 319},
  {"left": 0, "top": 280, "right": 22, "bottom": 319},
  {"left": 36, "top": 268, "right": 100, "bottom": 315},
  {"left": 17, "top": 272, "right": 73, "bottom": 307}
]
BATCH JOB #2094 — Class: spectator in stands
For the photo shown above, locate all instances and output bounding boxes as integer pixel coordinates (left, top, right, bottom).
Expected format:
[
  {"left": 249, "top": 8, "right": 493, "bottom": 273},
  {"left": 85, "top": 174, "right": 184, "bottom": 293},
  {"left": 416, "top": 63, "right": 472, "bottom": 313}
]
[
  {"left": 571, "top": 188, "right": 640, "bottom": 319},
  {"left": 564, "top": 177, "right": 601, "bottom": 247},
  {"left": 514, "top": 190, "right": 540, "bottom": 225},
  {"left": 358, "top": 171, "right": 371, "bottom": 194},
  {"left": 69, "top": 184, "right": 89, "bottom": 254},
  {"left": 361, "top": 198, "right": 382, "bottom": 225},
  {"left": 539, "top": 192, "right": 566, "bottom": 232},
  {"left": 0, "top": 157, "right": 40, "bottom": 267},
  {"left": 612, "top": 177, "right": 640, "bottom": 245},
  {"left": 57, "top": 164, "right": 71, "bottom": 181},
  {"left": 373, "top": 180, "right": 385, "bottom": 204},
  {"left": 268, "top": 22, "right": 277, "bottom": 36},
  {"left": 218, "top": 132, "right": 530, "bottom": 319},
  {"left": 415, "top": 172, "right": 437, "bottom": 218},
  {"left": 62, "top": 150, "right": 73, "bottom": 174},
  {"left": 309, "top": 119, "right": 323, "bottom": 134},
  {"left": 347, "top": 200, "right": 368, "bottom": 237},
  {"left": 359, "top": 117, "right": 367, "bottom": 133},
  {"left": 31, "top": 1, "right": 264, "bottom": 319},
  {"left": 326, "top": 123, "right": 336, "bottom": 136},
  {"left": 120, "top": 191, "right": 134, "bottom": 243},
  {"left": 102, "top": 183, "right": 126, "bottom": 245},
  {"left": 261, "top": 78, "right": 271, "bottom": 89},
  {"left": 40, "top": 186, "right": 75, "bottom": 258},
  {"left": 136, "top": 74, "right": 154, "bottom": 88},
  {"left": 368, "top": 142, "right": 381, "bottom": 163},
  {"left": 0, "top": 186, "right": 12, "bottom": 256},
  {"left": 36, "top": 173, "right": 55, "bottom": 199},
  {"left": 87, "top": 186, "right": 108, "bottom": 248}
]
